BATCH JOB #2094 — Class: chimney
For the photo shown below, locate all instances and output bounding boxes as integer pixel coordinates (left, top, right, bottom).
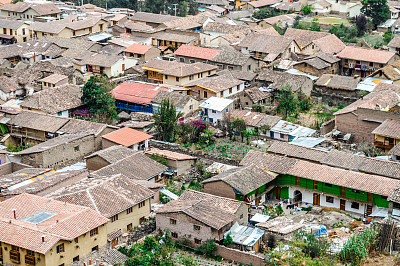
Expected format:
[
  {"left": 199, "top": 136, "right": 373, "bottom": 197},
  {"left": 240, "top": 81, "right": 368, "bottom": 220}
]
[
  {"left": 41, "top": 235, "right": 45, "bottom": 243},
  {"left": 56, "top": 219, "right": 59, "bottom": 223},
  {"left": 12, "top": 208, "right": 16, "bottom": 219}
]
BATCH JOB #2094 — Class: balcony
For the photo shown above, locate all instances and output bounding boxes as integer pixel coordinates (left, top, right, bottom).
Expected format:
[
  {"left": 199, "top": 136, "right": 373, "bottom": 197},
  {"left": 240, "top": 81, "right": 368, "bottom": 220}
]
[
  {"left": 374, "top": 140, "right": 395, "bottom": 150},
  {"left": 10, "top": 251, "right": 20, "bottom": 264},
  {"left": 25, "top": 255, "right": 36, "bottom": 266}
]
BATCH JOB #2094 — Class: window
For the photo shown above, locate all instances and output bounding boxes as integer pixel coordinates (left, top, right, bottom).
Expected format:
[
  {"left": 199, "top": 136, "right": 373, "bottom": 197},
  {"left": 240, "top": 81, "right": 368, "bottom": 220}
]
[
  {"left": 211, "top": 110, "right": 216, "bottom": 113},
  {"left": 111, "top": 214, "right": 118, "bottom": 222},
  {"left": 190, "top": 59, "right": 195, "bottom": 63},
  {"left": 369, "top": 62, "right": 374, "bottom": 67},
  {"left": 194, "top": 225, "right": 201, "bottom": 231},
  {"left": 194, "top": 238, "right": 202, "bottom": 244},
  {"left": 208, "top": 71, "right": 211, "bottom": 75},
  {"left": 189, "top": 75, "right": 193, "bottom": 80},
  {"left": 2, "top": 28, "right": 5, "bottom": 34},
  {"left": 247, "top": 65, "right": 251, "bottom": 71},
  {"left": 22, "top": 28, "right": 25, "bottom": 35},
  {"left": 382, "top": 196, "right": 388, "bottom": 200},
  {"left": 280, "top": 133, "right": 285, "bottom": 139},
  {"left": 73, "top": 256, "right": 79, "bottom": 262},
  {"left": 325, "top": 183, "right": 332, "bottom": 187},
  {"left": 240, "top": 214, "right": 243, "bottom": 219},
  {"left": 127, "top": 207, "right": 133, "bottom": 214},
  {"left": 74, "top": 237, "right": 79, "bottom": 243},
  {"left": 176, "top": 77, "right": 179, "bottom": 82},
  {"left": 92, "top": 246, "right": 98, "bottom": 252},
  {"left": 25, "top": 250, "right": 35, "bottom": 266},
  {"left": 226, "top": 108, "right": 228, "bottom": 113},
  {"left": 204, "top": 91, "right": 208, "bottom": 98},
  {"left": 171, "top": 232, "right": 178, "bottom": 238},
  {"left": 351, "top": 202, "right": 360, "bottom": 209},
  {"left": 313, "top": 181, "right": 318, "bottom": 190},
  {"left": 179, "top": 58, "right": 185, "bottom": 62},
  {"left": 217, "top": 64, "right": 223, "bottom": 70},
  {"left": 190, "top": 105, "right": 193, "bottom": 110},
  {"left": 352, "top": 189, "right": 360, "bottom": 193},
  {"left": 138, "top": 201, "right": 145, "bottom": 208},
  {"left": 326, "top": 196, "right": 334, "bottom": 203},
  {"left": 165, "top": 75, "right": 168, "bottom": 80},
  {"left": 74, "top": 146, "right": 80, "bottom": 152},
  {"left": 229, "top": 88, "right": 232, "bottom": 94},
  {"left": 228, "top": 66, "right": 234, "bottom": 70},
  {"left": 127, "top": 223, "right": 133, "bottom": 231},
  {"left": 139, "top": 217, "right": 146, "bottom": 223},
  {"left": 356, "top": 61, "right": 360, "bottom": 64},
  {"left": 170, "top": 218, "right": 176, "bottom": 225},
  {"left": 56, "top": 243, "right": 64, "bottom": 254},
  {"left": 245, "top": 102, "right": 249, "bottom": 106},
  {"left": 90, "top": 227, "right": 98, "bottom": 237}
]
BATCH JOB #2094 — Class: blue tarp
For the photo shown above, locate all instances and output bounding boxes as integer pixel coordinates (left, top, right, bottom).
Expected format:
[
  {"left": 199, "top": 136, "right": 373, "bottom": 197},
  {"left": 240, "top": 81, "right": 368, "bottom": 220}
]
[{"left": 314, "top": 226, "right": 328, "bottom": 236}]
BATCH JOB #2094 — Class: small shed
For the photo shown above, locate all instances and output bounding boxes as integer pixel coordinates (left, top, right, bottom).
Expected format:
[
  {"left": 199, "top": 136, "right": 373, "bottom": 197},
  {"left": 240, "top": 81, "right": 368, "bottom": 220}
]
[
  {"left": 224, "top": 222, "right": 264, "bottom": 252},
  {"left": 145, "top": 148, "right": 197, "bottom": 175},
  {"left": 102, "top": 127, "right": 153, "bottom": 150}
]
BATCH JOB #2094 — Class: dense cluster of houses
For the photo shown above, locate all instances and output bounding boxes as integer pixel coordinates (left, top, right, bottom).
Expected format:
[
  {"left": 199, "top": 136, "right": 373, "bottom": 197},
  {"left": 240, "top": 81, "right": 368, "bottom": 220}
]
[{"left": 0, "top": 0, "right": 399, "bottom": 265}]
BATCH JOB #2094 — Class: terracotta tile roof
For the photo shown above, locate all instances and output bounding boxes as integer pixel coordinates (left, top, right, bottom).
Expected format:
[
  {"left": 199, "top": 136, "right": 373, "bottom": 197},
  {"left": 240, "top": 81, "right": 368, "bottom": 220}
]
[
  {"left": 143, "top": 58, "right": 185, "bottom": 71},
  {"left": 315, "top": 74, "right": 360, "bottom": 91},
  {"left": 38, "top": 73, "right": 67, "bottom": 84},
  {"left": 122, "top": 20, "right": 154, "bottom": 32},
  {"left": 267, "top": 141, "right": 328, "bottom": 162},
  {"left": 237, "top": 33, "right": 294, "bottom": 58},
  {"left": 372, "top": 119, "right": 400, "bottom": 139},
  {"left": 91, "top": 152, "right": 168, "bottom": 181},
  {"left": 73, "top": 52, "right": 123, "bottom": 68},
  {"left": 85, "top": 145, "right": 136, "bottom": 164},
  {"left": 59, "top": 119, "right": 110, "bottom": 137},
  {"left": 337, "top": 46, "right": 396, "bottom": 64},
  {"left": 257, "top": 69, "right": 310, "bottom": 92},
  {"left": 152, "top": 90, "right": 197, "bottom": 108},
  {"left": 227, "top": 109, "right": 281, "bottom": 128},
  {"left": 313, "top": 34, "right": 345, "bottom": 54},
  {"left": 334, "top": 83, "right": 400, "bottom": 115},
  {"left": 274, "top": 1, "right": 302, "bottom": 11},
  {"left": 146, "top": 148, "right": 196, "bottom": 160},
  {"left": 16, "top": 133, "right": 93, "bottom": 155},
  {"left": 174, "top": 44, "right": 221, "bottom": 60},
  {"left": 8, "top": 110, "right": 69, "bottom": 133},
  {"left": 48, "top": 174, "right": 154, "bottom": 218},
  {"left": 100, "top": 249, "right": 127, "bottom": 265},
  {"left": 244, "top": 87, "right": 271, "bottom": 103},
  {"left": 389, "top": 142, "right": 400, "bottom": 156},
  {"left": 0, "top": 18, "right": 26, "bottom": 30},
  {"left": 112, "top": 81, "right": 168, "bottom": 105},
  {"left": 284, "top": 28, "right": 330, "bottom": 47},
  {"left": 211, "top": 46, "right": 251, "bottom": 66},
  {"left": 266, "top": 141, "right": 400, "bottom": 179},
  {"left": 20, "top": 84, "right": 82, "bottom": 115},
  {"left": 2, "top": 170, "right": 88, "bottom": 198},
  {"left": 184, "top": 73, "right": 244, "bottom": 92},
  {"left": 369, "top": 60, "right": 400, "bottom": 80},
  {"left": 162, "top": 14, "right": 207, "bottom": 30},
  {"left": 0, "top": 168, "right": 51, "bottom": 189},
  {"left": 29, "top": 16, "right": 103, "bottom": 34},
  {"left": 124, "top": 43, "right": 152, "bottom": 54},
  {"left": 203, "top": 22, "right": 251, "bottom": 34},
  {"left": 0, "top": 2, "right": 61, "bottom": 15},
  {"left": 0, "top": 193, "right": 108, "bottom": 254},
  {"left": 203, "top": 165, "right": 275, "bottom": 195},
  {"left": 153, "top": 31, "right": 198, "bottom": 43},
  {"left": 216, "top": 70, "right": 257, "bottom": 82},
  {"left": 130, "top": 12, "right": 177, "bottom": 24},
  {"left": 248, "top": 0, "right": 279, "bottom": 8},
  {"left": 160, "top": 62, "right": 217, "bottom": 77},
  {"left": 388, "top": 37, "right": 400, "bottom": 48},
  {"left": 156, "top": 189, "right": 243, "bottom": 230},
  {"left": 102, "top": 127, "right": 152, "bottom": 147},
  {"left": 241, "top": 150, "right": 400, "bottom": 196}
]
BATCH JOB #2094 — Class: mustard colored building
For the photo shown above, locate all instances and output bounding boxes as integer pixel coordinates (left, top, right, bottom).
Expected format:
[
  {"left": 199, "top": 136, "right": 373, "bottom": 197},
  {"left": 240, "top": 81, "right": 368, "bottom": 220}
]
[
  {"left": 0, "top": 193, "right": 109, "bottom": 266},
  {"left": 49, "top": 174, "right": 155, "bottom": 248}
]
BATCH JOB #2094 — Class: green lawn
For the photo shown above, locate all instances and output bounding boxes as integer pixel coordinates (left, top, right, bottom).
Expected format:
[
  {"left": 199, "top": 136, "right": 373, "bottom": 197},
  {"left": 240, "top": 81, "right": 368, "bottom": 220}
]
[{"left": 304, "top": 16, "right": 350, "bottom": 25}]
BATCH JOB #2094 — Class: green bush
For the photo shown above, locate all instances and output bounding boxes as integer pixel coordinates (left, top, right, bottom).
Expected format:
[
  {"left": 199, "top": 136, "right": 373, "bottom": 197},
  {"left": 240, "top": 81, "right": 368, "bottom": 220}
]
[{"left": 196, "top": 239, "right": 217, "bottom": 257}]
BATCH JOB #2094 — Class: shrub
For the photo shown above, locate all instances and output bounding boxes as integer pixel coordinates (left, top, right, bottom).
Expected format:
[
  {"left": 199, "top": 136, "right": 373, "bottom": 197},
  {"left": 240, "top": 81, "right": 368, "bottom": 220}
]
[
  {"left": 197, "top": 239, "right": 217, "bottom": 257},
  {"left": 223, "top": 234, "right": 233, "bottom": 246}
]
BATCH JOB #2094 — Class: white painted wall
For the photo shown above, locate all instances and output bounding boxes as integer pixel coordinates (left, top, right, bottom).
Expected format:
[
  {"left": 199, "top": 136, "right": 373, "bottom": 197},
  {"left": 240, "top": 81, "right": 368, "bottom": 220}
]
[{"left": 216, "top": 83, "right": 245, "bottom": 98}]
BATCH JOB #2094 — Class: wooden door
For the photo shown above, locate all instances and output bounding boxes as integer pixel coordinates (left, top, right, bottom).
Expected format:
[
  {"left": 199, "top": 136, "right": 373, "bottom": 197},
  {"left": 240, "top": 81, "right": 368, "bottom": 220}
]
[
  {"left": 313, "top": 193, "right": 320, "bottom": 205},
  {"left": 367, "top": 193, "right": 373, "bottom": 203},
  {"left": 340, "top": 199, "right": 346, "bottom": 211},
  {"left": 255, "top": 197, "right": 260, "bottom": 206},
  {"left": 296, "top": 177, "right": 300, "bottom": 186},
  {"left": 340, "top": 186, "right": 346, "bottom": 197},
  {"left": 313, "top": 181, "right": 318, "bottom": 190},
  {"left": 111, "top": 239, "right": 118, "bottom": 248},
  {"left": 276, "top": 188, "right": 281, "bottom": 199}
]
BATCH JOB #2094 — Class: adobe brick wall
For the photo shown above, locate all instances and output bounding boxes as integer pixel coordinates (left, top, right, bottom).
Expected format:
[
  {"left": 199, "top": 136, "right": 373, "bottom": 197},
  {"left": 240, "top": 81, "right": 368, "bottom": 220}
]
[
  {"left": 320, "top": 119, "right": 335, "bottom": 135},
  {"left": 86, "top": 156, "right": 110, "bottom": 171},
  {"left": 216, "top": 244, "right": 265, "bottom": 266},
  {"left": 204, "top": 180, "right": 236, "bottom": 199},
  {"left": 336, "top": 108, "right": 399, "bottom": 143}
]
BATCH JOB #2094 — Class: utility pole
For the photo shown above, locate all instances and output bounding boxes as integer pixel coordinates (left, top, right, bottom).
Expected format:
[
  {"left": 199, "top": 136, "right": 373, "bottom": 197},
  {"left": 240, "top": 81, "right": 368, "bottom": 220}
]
[{"left": 172, "top": 3, "right": 178, "bottom": 16}]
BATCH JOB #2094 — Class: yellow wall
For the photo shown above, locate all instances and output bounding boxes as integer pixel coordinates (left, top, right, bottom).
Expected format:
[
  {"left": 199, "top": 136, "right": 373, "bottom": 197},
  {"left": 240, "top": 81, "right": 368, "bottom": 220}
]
[
  {"left": 0, "top": 224, "right": 107, "bottom": 266},
  {"left": 163, "top": 69, "right": 217, "bottom": 86},
  {"left": 31, "top": 21, "right": 108, "bottom": 39},
  {"left": 0, "top": 24, "right": 29, "bottom": 43},
  {"left": 1, "top": 8, "right": 60, "bottom": 21},
  {"left": 106, "top": 198, "right": 151, "bottom": 234}
]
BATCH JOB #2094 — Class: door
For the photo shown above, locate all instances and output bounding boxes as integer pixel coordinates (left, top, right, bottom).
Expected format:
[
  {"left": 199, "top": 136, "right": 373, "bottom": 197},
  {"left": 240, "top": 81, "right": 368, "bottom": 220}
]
[
  {"left": 122, "top": 64, "right": 125, "bottom": 71},
  {"left": 340, "top": 186, "right": 346, "bottom": 197},
  {"left": 276, "top": 188, "right": 281, "bottom": 199},
  {"left": 296, "top": 177, "right": 300, "bottom": 186},
  {"left": 255, "top": 197, "right": 260, "bottom": 206},
  {"left": 313, "top": 193, "right": 320, "bottom": 205},
  {"left": 340, "top": 199, "right": 346, "bottom": 211},
  {"left": 111, "top": 239, "right": 118, "bottom": 248}
]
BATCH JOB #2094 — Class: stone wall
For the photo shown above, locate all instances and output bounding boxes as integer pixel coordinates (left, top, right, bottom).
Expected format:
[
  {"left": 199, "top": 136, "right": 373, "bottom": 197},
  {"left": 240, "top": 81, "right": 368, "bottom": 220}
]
[
  {"left": 127, "top": 219, "right": 156, "bottom": 245},
  {"left": 216, "top": 244, "right": 265, "bottom": 266},
  {"left": 320, "top": 119, "right": 335, "bottom": 135},
  {"left": 149, "top": 141, "right": 240, "bottom": 166}
]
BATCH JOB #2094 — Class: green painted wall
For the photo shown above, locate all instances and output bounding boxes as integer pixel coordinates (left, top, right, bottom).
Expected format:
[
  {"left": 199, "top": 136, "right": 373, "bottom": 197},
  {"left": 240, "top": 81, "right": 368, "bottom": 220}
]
[
  {"left": 345, "top": 188, "right": 368, "bottom": 201},
  {"left": 280, "top": 187, "right": 289, "bottom": 199},
  {"left": 373, "top": 194, "right": 389, "bottom": 208},
  {"left": 235, "top": 194, "right": 245, "bottom": 201}
]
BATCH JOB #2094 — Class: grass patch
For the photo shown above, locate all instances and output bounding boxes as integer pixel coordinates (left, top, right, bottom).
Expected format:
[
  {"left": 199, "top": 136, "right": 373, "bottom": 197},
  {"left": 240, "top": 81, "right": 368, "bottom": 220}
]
[{"left": 303, "top": 16, "right": 350, "bottom": 25}]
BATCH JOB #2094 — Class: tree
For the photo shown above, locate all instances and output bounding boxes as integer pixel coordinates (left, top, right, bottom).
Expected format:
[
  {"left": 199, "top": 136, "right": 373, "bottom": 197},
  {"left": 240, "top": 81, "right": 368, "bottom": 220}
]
[
  {"left": 152, "top": 98, "right": 182, "bottom": 142},
  {"left": 361, "top": 0, "right": 390, "bottom": 27},
  {"left": 179, "top": 1, "right": 188, "bottom": 17},
  {"left": 383, "top": 29, "right": 394, "bottom": 44},
  {"left": 275, "top": 85, "right": 297, "bottom": 119},
  {"left": 223, "top": 234, "right": 233, "bottom": 246},
  {"left": 356, "top": 14, "right": 367, "bottom": 36},
  {"left": 81, "top": 75, "right": 117, "bottom": 122},
  {"left": 300, "top": 5, "right": 312, "bottom": 15},
  {"left": 143, "top": 0, "right": 164, "bottom": 14},
  {"left": 197, "top": 239, "right": 217, "bottom": 257},
  {"left": 293, "top": 16, "right": 301, "bottom": 28},
  {"left": 252, "top": 105, "right": 262, "bottom": 112},
  {"left": 188, "top": 0, "right": 197, "bottom": 15},
  {"left": 232, "top": 118, "right": 246, "bottom": 142}
]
